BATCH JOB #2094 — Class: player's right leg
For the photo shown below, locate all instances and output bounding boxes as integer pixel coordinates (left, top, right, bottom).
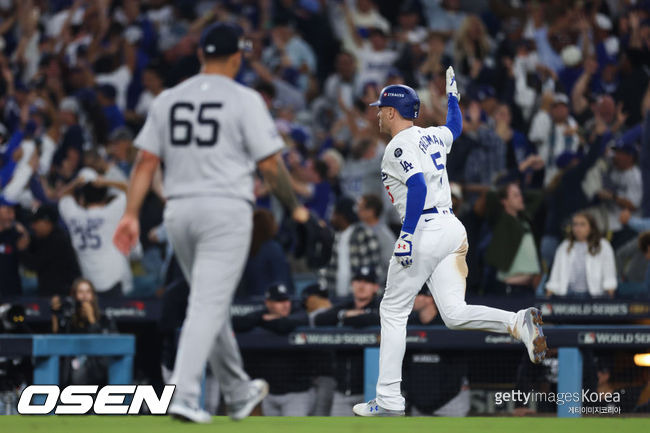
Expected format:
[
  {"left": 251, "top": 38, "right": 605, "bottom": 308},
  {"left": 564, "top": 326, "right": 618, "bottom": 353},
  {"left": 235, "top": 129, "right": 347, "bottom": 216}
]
[
  {"left": 354, "top": 255, "right": 429, "bottom": 416},
  {"left": 428, "top": 217, "right": 547, "bottom": 363}
]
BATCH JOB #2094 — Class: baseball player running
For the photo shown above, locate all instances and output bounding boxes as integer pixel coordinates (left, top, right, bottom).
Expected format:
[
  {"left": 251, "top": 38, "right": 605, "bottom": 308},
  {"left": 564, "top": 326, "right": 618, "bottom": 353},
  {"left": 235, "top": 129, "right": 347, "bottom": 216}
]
[
  {"left": 113, "top": 23, "right": 309, "bottom": 423},
  {"left": 353, "top": 67, "right": 547, "bottom": 417}
]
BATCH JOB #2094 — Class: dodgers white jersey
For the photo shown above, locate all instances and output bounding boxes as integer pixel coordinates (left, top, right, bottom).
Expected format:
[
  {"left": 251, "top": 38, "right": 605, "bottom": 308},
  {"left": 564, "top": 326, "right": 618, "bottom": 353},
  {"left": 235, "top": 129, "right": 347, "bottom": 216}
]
[
  {"left": 59, "top": 193, "right": 133, "bottom": 293},
  {"left": 135, "top": 73, "right": 285, "bottom": 202},
  {"left": 381, "top": 125, "right": 454, "bottom": 219}
]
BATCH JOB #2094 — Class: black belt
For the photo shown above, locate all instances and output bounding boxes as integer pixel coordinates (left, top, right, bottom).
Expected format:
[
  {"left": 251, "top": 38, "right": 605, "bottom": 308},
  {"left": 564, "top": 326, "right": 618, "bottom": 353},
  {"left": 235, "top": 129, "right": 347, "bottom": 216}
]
[{"left": 422, "top": 207, "right": 453, "bottom": 215}]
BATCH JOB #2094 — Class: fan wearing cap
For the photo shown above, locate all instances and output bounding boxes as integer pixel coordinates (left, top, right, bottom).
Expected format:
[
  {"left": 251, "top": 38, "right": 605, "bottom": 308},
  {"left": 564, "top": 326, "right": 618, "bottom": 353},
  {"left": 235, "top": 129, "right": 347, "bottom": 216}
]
[
  {"left": 232, "top": 283, "right": 313, "bottom": 416},
  {"left": 528, "top": 92, "right": 580, "bottom": 186},
  {"left": 233, "top": 283, "right": 307, "bottom": 335},
  {"left": 314, "top": 266, "right": 380, "bottom": 416},
  {"left": 315, "top": 266, "right": 381, "bottom": 328},
  {"left": 19, "top": 205, "right": 80, "bottom": 297},
  {"left": 354, "top": 67, "right": 547, "bottom": 417},
  {"left": 0, "top": 196, "right": 29, "bottom": 296},
  {"left": 112, "top": 21, "right": 310, "bottom": 423},
  {"left": 58, "top": 168, "right": 132, "bottom": 298},
  {"left": 598, "top": 142, "right": 642, "bottom": 242}
]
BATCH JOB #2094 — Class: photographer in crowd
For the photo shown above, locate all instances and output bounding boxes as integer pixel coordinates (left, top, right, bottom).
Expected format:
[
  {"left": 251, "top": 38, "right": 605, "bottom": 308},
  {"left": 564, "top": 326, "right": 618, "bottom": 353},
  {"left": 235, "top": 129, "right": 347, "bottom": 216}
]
[{"left": 50, "top": 278, "right": 117, "bottom": 386}]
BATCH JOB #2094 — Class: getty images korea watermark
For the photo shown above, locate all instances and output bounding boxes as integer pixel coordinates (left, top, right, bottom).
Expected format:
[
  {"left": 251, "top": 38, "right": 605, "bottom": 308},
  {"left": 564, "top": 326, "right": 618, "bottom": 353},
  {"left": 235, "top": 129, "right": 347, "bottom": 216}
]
[{"left": 495, "top": 389, "right": 622, "bottom": 415}]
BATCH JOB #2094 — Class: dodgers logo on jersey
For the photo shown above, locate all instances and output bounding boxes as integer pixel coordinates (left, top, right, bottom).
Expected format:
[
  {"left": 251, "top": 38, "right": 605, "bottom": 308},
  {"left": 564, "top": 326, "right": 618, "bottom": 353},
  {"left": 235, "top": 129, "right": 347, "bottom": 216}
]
[
  {"left": 394, "top": 148, "right": 402, "bottom": 158},
  {"left": 400, "top": 160, "right": 413, "bottom": 173}
]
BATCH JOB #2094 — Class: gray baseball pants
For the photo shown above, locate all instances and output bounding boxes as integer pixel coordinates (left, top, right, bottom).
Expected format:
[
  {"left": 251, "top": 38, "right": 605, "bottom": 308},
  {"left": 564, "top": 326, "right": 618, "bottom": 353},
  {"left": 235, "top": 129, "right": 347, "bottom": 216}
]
[{"left": 165, "top": 196, "right": 253, "bottom": 407}]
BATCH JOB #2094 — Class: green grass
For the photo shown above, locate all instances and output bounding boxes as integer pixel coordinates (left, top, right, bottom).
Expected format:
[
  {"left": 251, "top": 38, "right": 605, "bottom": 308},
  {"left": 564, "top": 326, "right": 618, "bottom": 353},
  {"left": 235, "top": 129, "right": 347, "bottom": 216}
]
[{"left": 1, "top": 416, "right": 649, "bottom": 433}]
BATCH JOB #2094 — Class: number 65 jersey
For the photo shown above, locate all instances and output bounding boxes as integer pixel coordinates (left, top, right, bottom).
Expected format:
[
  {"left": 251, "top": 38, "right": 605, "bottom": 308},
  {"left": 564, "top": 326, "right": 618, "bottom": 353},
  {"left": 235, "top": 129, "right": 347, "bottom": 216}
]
[
  {"left": 135, "top": 74, "right": 285, "bottom": 203},
  {"left": 381, "top": 125, "right": 455, "bottom": 220}
]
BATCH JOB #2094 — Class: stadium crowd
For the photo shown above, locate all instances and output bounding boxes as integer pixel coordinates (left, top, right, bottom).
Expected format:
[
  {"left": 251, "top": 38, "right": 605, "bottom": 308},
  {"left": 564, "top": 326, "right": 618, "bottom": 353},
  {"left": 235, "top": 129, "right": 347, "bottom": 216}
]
[{"left": 1, "top": 0, "right": 650, "bottom": 417}]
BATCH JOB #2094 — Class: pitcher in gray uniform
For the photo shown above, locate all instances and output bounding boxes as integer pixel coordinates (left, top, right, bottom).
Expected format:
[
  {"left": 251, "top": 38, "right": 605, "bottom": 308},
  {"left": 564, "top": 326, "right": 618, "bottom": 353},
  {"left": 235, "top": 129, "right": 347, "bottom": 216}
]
[{"left": 113, "top": 22, "right": 309, "bottom": 423}]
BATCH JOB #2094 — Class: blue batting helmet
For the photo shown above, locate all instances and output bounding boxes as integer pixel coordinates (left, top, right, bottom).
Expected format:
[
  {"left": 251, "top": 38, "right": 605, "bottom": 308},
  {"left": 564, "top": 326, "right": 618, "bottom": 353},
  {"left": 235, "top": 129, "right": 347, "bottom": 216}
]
[{"left": 369, "top": 84, "right": 420, "bottom": 119}]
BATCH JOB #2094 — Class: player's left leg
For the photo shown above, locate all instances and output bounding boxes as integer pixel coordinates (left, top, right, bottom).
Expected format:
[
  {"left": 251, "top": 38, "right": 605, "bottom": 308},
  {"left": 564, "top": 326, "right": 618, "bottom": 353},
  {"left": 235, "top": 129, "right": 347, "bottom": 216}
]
[
  {"left": 209, "top": 321, "right": 268, "bottom": 420},
  {"left": 428, "top": 217, "right": 547, "bottom": 363}
]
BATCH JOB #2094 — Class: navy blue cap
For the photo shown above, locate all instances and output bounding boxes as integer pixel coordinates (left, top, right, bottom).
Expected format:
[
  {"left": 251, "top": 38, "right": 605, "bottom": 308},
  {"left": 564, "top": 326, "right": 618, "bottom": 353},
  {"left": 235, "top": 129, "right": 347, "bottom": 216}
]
[
  {"left": 353, "top": 266, "right": 378, "bottom": 284},
  {"left": 200, "top": 22, "right": 251, "bottom": 57},
  {"left": 369, "top": 84, "right": 420, "bottom": 119},
  {"left": 614, "top": 143, "right": 638, "bottom": 158},
  {"left": 266, "top": 283, "right": 290, "bottom": 301},
  {"left": 301, "top": 283, "right": 329, "bottom": 299}
]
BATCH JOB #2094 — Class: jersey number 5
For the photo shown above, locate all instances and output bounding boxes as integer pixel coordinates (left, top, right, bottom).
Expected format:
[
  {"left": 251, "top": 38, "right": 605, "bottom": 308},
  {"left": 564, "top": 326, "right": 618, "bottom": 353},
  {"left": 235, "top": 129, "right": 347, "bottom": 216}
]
[
  {"left": 170, "top": 102, "right": 222, "bottom": 147},
  {"left": 431, "top": 151, "right": 444, "bottom": 170}
]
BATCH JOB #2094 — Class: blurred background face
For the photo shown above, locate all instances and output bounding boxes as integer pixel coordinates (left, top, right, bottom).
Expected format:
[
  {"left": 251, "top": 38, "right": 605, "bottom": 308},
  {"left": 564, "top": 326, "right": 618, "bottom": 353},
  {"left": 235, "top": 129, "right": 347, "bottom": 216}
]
[
  {"left": 571, "top": 215, "right": 591, "bottom": 242},
  {"left": 0, "top": 205, "right": 15, "bottom": 226},
  {"left": 265, "top": 299, "right": 291, "bottom": 317},
  {"left": 75, "top": 281, "right": 94, "bottom": 303},
  {"left": 494, "top": 104, "right": 511, "bottom": 125},
  {"left": 502, "top": 184, "right": 524, "bottom": 213},
  {"left": 613, "top": 150, "right": 634, "bottom": 170},
  {"left": 352, "top": 279, "right": 378, "bottom": 302},
  {"left": 551, "top": 103, "right": 569, "bottom": 123},
  {"left": 336, "top": 53, "right": 356, "bottom": 81},
  {"left": 31, "top": 219, "right": 53, "bottom": 238},
  {"left": 357, "top": 198, "right": 373, "bottom": 222}
]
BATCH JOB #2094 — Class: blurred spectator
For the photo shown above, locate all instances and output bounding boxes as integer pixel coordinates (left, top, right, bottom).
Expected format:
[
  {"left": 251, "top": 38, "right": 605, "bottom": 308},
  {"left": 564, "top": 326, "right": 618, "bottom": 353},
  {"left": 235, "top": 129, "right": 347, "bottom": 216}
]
[
  {"left": 261, "top": 17, "right": 316, "bottom": 93},
  {"left": 20, "top": 204, "right": 80, "bottom": 297},
  {"left": 51, "top": 278, "right": 117, "bottom": 386},
  {"left": 640, "top": 232, "right": 650, "bottom": 295},
  {"left": 408, "top": 287, "right": 442, "bottom": 326},
  {"left": 302, "top": 283, "right": 333, "bottom": 327},
  {"left": 319, "top": 197, "right": 380, "bottom": 296},
  {"left": 641, "top": 83, "right": 650, "bottom": 218},
  {"left": 315, "top": 266, "right": 381, "bottom": 416},
  {"left": 546, "top": 212, "right": 617, "bottom": 298},
  {"left": 83, "top": 149, "right": 127, "bottom": 185},
  {"left": 291, "top": 157, "right": 333, "bottom": 221},
  {"left": 340, "top": 137, "right": 384, "bottom": 202},
  {"left": 239, "top": 209, "right": 293, "bottom": 298},
  {"left": 422, "top": 0, "right": 466, "bottom": 37},
  {"left": 107, "top": 127, "right": 136, "bottom": 178},
  {"left": 233, "top": 283, "right": 312, "bottom": 416},
  {"left": 322, "top": 51, "right": 357, "bottom": 113},
  {"left": 357, "top": 193, "right": 395, "bottom": 283},
  {"left": 453, "top": 15, "right": 493, "bottom": 86},
  {"left": 460, "top": 100, "right": 507, "bottom": 204},
  {"left": 233, "top": 283, "right": 307, "bottom": 335},
  {"left": 485, "top": 183, "right": 542, "bottom": 295},
  {"left": 58, "top": 169, "right": 132, "bottom": 297},
  {"left": 541, "top": 119, "right": 610, "bottom": 270},
  {"left": 316, "top": 265, "right": 381, "bottom": 328},
  {"left": 0, "top": 197, "right": 29, "bottom": 296},
  {"left": 598, "top": 142, "right": 642, "bottom": 247},
  {"left": 95, "top": 84, "right": 125, "bottom": 134},
  {"left": 334, "top": 0, "right": 390, "bottom": 54},
  {"left": 127, "top": 62, "right": 165, "bottom": 127},
  {"left": 529, "top": 93, "right": 580, "bottom": 187},
  {"left": 495, "top": 103, "right": 544, "bottom": 189}
]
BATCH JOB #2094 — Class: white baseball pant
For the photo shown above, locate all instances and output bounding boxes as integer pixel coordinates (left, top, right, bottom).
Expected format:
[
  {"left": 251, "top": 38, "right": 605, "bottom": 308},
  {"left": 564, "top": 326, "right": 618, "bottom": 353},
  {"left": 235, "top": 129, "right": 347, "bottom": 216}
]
[
  {"left": 165, "top": 196, "right": 253, "bottom": 407},
  {"left": 376, "top": 213, "right": 518, "bottom": 410}
]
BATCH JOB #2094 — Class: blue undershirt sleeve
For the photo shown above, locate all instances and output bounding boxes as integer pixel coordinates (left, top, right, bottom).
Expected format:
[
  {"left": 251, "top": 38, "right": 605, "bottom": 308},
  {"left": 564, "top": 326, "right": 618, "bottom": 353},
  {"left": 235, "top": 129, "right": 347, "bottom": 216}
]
[
  {"left": 445, "top": 96, "right": 462, "bottom": 140},
  {"left": 402, "top": 172, "right": 427, "bottom": 234}
]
